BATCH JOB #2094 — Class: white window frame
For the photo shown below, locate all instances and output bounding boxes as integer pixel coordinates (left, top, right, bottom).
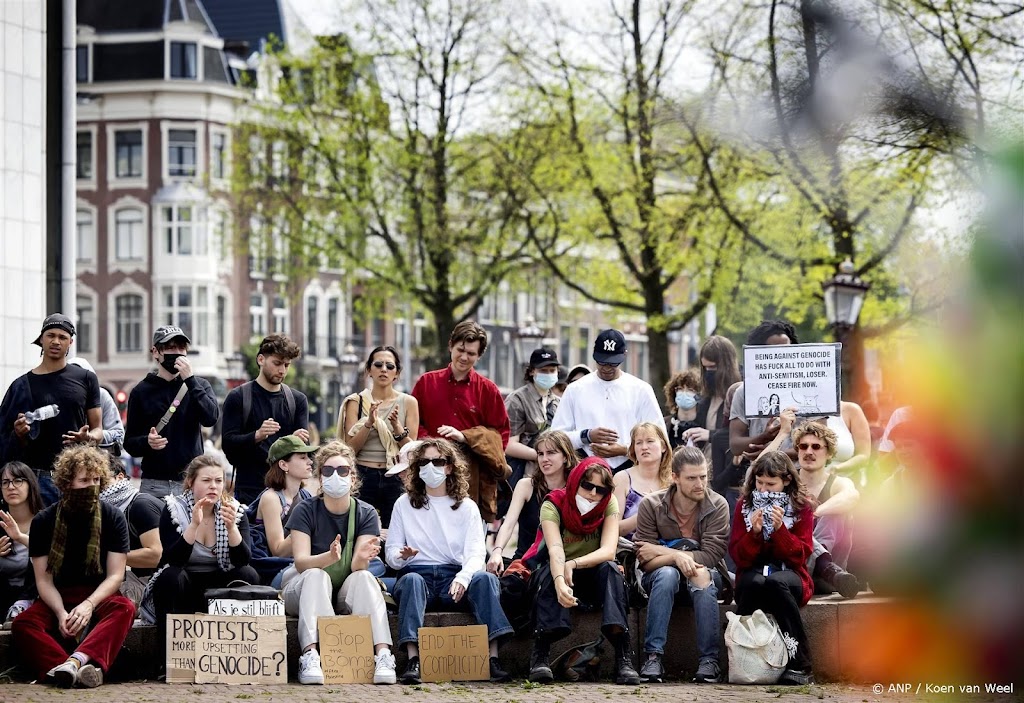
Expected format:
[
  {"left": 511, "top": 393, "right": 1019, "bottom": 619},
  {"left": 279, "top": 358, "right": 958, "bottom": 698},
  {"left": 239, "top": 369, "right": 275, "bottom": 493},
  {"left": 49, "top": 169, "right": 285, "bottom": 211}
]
[
  {"left": 107, "top": 196, "right": 149, "bottom": 273},
  {"left": 76, "top": 125, "right": 97, "bottom": 190},
  {"left": 249, "top": 290, "right": 267, "bottom": 338},
  {"left": 107, "top": 281, "right": 149, "bottom": 358},
  {"left": 160, "top": 283, "right": 212, "bottom": 348},
  {"left": 161, "top": 121, "right": 204, "bottom": 184},
  {"left": 209, "top": 127, "right": 230, "bottom": 186},
  {"left": 160, "top": 203, "right": 207, "bottom": 257},
  {"left": 106, "top": 122, "right": 148, "bottom": 189},
  {"left": 166, "top": 39, "right": 201, "bottom": 81},
  {"left": 75, "top": 200, "right": 97, "bottom": 271},
  {"left": 76, "top": 285, "right": 98, "bottom": 356}
]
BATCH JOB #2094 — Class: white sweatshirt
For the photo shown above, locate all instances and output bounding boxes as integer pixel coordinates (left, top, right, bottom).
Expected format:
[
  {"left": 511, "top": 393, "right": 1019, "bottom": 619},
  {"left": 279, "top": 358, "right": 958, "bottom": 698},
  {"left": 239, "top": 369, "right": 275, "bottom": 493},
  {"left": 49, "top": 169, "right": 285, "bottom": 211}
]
[{"left": 385, "top": 493, "right": 485, "bottom": 588}]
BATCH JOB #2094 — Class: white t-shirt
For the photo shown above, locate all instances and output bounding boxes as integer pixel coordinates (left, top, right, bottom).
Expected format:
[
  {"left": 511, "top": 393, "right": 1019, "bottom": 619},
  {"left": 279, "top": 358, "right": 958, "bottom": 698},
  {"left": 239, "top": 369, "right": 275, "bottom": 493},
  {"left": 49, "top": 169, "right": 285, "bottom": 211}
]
[
  {"left": 385, "top": 493, "right": 485, "bottom": 588},
  {"left": 551, "top": 371, "right": 666, "bottom": 469}
]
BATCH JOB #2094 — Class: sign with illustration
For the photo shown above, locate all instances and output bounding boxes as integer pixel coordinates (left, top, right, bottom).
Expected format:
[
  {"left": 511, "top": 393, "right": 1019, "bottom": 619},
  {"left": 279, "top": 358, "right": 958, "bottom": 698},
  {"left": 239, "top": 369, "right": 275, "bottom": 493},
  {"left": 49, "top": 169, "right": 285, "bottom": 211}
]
[{"left": 742, "top": 343, "right": 841, "bottom": 418}]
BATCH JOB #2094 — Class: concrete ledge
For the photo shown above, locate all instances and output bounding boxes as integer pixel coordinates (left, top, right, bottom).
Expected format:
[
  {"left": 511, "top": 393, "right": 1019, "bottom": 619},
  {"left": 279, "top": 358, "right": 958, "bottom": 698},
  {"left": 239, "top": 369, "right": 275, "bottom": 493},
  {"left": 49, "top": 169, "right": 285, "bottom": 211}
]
[{"left": 0, "top": 596, "right": 890, "bottom": 683}]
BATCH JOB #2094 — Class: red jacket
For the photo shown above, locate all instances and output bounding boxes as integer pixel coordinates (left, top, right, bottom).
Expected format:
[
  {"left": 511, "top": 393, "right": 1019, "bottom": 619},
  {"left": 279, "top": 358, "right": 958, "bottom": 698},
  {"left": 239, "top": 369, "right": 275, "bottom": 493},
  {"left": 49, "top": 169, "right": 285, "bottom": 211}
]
[{"left": 728, "top": 500, "right": 814, "bottom": 606}]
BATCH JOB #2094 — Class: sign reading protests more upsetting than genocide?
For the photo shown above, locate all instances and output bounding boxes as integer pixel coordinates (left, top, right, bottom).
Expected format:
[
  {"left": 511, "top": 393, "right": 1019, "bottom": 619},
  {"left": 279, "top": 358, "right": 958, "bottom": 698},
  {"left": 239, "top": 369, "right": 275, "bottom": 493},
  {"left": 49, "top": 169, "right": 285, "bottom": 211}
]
[
  {"left": 743, "top": 343, "right": 842, "bottom": 418},
  {"left": 166, "top": 614, "right": 287, "bottom": 684},
  {"left": 418, "top": 625, "right": 490, "bottom": 683},
  {"left": 317, "top": 615, "right": 375, "bottom": 684}
]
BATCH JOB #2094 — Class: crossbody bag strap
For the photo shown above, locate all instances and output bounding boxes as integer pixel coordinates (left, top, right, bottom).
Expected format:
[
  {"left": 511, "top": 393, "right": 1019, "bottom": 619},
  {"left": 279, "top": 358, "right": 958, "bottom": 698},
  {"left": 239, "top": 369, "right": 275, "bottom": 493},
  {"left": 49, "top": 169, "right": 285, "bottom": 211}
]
[{"left": 155, "top": 383, "right": 190, "bottom": 434}]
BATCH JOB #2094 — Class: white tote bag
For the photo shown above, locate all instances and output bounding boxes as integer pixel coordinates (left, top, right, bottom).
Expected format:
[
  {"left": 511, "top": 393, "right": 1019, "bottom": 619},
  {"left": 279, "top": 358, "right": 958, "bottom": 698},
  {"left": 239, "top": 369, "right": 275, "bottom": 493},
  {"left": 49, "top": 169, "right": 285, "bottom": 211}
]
[{"left": 724, "top": 609, "right": 790, "bottom": 684}]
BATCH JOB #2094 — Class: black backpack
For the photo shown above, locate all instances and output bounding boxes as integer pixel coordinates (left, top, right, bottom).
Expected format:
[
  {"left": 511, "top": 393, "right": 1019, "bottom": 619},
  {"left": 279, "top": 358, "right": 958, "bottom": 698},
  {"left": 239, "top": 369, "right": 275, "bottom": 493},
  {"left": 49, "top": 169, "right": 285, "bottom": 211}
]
[{"left": 240, "top": 381, "right": 297, "bottom": 432}]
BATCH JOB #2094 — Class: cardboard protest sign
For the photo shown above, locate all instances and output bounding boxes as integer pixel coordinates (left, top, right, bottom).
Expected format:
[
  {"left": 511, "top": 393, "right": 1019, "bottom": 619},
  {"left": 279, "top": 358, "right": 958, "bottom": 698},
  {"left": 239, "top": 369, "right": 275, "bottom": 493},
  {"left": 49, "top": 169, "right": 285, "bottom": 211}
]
[
  {"left": 743, "top": 343, "right": 842, "bottom": 418},
  {"left": 317, "top": 615, "right": 375, "bottom": 684},
  {"left": 208, "top": 598, "right": 285, "bottom": 617},
  {"left": 166, "top": 614, "right": 287, "bottom": 684},
  {"left": 418, "top": 625, "right": 490, "bottom": 682}
]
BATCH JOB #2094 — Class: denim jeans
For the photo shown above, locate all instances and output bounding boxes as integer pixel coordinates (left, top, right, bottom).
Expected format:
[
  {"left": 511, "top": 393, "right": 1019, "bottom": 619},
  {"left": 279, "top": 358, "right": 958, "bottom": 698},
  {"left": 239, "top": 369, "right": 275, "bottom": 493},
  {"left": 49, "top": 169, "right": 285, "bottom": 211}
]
[
  {"left": 641, "top": 565, "right": 721, "bottom": 662},
  {"left": 392, "top": 564, "right": 513, "bottom": 647},
  {"left": 532, "top": 561, "right": 630, "bottom": 643},
  {"left": 140, "top": 478, "right": 184, "bottom": 499},
  {"left": 35, "top": 471, "right": 60, "bottom": 506}
]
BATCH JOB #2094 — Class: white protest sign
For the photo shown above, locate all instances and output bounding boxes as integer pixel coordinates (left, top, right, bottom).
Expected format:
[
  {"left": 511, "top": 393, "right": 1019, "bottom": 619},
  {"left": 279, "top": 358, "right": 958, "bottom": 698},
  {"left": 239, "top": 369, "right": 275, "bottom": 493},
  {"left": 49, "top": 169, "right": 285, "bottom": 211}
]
[
  {"left": 743, "top": 343, "right": 841, "bottom": 417},
  {"left": 208, "top": 599, "right": 285, "bottom": 617}
]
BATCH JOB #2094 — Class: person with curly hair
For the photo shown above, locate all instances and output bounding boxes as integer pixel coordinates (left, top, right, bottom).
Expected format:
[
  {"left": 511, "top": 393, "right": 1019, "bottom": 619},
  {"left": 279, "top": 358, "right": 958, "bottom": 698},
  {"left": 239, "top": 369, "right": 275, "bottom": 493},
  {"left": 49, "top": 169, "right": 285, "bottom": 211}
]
[
  {"left": 728, "top": 448, "right": 816, "bottom": 686},
  {"left": 662, "top": 369, "right": 702, "bottom": 450},
  {"left": 281, "top": 441, "right": 395, "bottom": 685},
  {"left": 11, "top": 445, "right": 134, "bottom": 688},
  {"left": 386, "top": 438, "right": 513, "bottom": 685}
]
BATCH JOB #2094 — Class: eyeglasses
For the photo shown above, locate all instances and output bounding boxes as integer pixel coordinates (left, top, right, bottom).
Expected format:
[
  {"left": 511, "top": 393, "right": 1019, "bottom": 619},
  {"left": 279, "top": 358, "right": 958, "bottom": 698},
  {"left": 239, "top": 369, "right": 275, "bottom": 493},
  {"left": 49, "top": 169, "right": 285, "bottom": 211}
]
[
  {"left": 413, "top": 457, "right": 450, "bottom": 470},
  {"left": 797, "top": 442, "right": 824, "bottom": 452},
  {"left": 371, "top": 361, "right": 397, "bottom": 371},
  {"left": 1, "top": 478, "right": 26, "bottom": 489},
  {"left": 579, "top": 480, "right": 611, "bottom": 496},
  {"left": 320, "top": 464, "right": 352, "bottom": 478}
]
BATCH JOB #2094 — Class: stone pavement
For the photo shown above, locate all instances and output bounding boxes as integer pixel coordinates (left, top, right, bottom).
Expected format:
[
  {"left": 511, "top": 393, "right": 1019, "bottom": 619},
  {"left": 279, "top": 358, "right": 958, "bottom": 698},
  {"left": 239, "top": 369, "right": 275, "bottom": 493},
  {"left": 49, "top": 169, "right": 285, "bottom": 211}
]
[{"left": 0, "top": 681, "right": 1015, "bottom": 703}]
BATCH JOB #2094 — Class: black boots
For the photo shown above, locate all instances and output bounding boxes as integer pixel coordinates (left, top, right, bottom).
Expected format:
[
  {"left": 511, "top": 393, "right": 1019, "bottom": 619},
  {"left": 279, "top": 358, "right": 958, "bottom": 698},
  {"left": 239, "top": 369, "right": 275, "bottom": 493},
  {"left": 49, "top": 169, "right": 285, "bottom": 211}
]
[
  {"left": 529, "top": 639, "right": 553, "bottom": 683},
  {"left": 817, "top": 561, "right": 860, "bottom": 599},
  {"left": 613, "top": 637, "right": 640, "bottom": 685}
]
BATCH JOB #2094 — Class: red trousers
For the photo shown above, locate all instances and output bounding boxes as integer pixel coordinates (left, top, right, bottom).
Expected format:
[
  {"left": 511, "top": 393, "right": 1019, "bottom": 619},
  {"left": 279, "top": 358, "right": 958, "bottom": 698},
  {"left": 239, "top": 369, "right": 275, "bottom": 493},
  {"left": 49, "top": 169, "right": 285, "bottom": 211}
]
[{"left": 11, "top": 585, "right": 135, "bottom": 679}]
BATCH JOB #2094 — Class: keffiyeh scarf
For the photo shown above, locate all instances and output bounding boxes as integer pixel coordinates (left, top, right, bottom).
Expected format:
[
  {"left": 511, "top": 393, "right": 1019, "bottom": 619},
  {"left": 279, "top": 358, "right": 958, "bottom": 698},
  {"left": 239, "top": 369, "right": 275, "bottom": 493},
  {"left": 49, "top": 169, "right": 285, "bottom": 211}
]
[
  {"left": 742, "top": 491, "right": 795, "bottom": 541},
  {"left": 99, "top": 479, "right": 138, "bottom": 513}
]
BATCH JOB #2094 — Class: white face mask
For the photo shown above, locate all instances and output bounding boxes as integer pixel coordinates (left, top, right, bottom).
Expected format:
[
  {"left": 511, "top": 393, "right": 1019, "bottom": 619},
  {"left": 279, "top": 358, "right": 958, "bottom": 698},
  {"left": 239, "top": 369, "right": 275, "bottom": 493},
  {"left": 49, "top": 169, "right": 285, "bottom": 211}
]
[
  {"left": 534, "top": 372, "right": 558, "bottom": 390},
  {"left": 575, "top": 494, "right": 600, "bottom": 515},
  {"left": 675, "top": 390, "right": 698, "bottom": 409},
  {"left": 321, "top": 473, "right": 351, "bottom": 498},
  {"left": 419, "top": 461, "right": 448, "bottom": 489}
]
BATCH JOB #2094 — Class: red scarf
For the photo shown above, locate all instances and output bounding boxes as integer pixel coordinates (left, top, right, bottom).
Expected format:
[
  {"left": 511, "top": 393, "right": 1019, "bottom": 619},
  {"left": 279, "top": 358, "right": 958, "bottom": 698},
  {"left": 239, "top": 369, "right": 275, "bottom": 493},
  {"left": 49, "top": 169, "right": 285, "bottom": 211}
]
[{"left": 521, "top": 457, "right": 613, "bottom": 562}]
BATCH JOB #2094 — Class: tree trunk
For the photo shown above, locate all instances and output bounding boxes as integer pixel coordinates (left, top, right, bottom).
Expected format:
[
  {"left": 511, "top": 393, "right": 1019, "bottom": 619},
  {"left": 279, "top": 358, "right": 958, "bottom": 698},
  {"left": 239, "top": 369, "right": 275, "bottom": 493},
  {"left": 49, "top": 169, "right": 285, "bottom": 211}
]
[
  {"left": 647, "top": 327, "right": 671, "bottom": 414},
  {"left": 428, "top": 305, "right": 456, "bottom": 373}
]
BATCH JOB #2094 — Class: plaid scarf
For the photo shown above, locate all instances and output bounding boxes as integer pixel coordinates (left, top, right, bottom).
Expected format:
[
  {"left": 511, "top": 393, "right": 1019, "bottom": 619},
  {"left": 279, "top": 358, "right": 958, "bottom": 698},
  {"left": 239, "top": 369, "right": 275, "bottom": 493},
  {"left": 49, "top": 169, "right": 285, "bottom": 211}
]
[
  {"left": 742, "top": 491, "right": 795, "bottom": 541},
  {"left": 48, "top": 485, "right": 102, "bottom": 577},
  {"left": 99, "top": 478, "right": 138, "bottom": 514}
]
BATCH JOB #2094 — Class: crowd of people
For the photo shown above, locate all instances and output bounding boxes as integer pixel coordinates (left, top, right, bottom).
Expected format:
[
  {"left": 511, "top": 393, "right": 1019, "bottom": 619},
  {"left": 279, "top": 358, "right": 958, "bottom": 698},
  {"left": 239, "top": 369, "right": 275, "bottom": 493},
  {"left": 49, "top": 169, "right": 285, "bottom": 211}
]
[{"left": 0, "top": 313, "right": 912, "bottom": 688}]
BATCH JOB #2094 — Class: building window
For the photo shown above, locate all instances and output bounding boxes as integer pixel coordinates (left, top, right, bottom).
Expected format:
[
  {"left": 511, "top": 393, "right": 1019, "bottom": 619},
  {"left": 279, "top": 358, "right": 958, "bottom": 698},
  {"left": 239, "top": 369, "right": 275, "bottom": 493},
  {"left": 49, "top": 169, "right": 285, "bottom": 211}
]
[
  {"left": 76, "top": 46, "right": 89, "bottom": 82},
  {"left": 76, "top": 209, "right": 95, "bottom": 264},
  {"left": 170, "top": 42, "right": 198, "bottom": 79},
  {"left": 116, "top": 294, "right": 144, "bottom": 352},
  {"left": 211, "top": 132, "right": 227, "bottom": 180},
  {"left": 272, "top": 295, "right": 288, "bottom": 334},
  {"left": 76, "top": 132, "right": 93, "bottom": 180},
  {"left": 250, "top": 292, "right": 266, "bottom": 337},
  {"left": 167, "top": 129, "right": 197, "bottom": 177},
  {"left": 114, "top": 208, "right": 145, "bottom": 261},
  {"left": 306, "top": 297, "right": 318, "bottom": 357},
  {"left": 216, "top": 295, "right": 227, "bottom": 353},
  {"left": 162, "top": 284, "right": 210, "bottom": 345},
  {"left": 327, "top": 298, "right": 339, "bottom": 358},
  {"left": 115, "top": 130, "right": 143, "bottom": 178},
  {"left": 163, "top": 205, "right": 206, "bottom": 255},
  {"left": 77, "top": 295, "right": 94, "bottom": 354}
]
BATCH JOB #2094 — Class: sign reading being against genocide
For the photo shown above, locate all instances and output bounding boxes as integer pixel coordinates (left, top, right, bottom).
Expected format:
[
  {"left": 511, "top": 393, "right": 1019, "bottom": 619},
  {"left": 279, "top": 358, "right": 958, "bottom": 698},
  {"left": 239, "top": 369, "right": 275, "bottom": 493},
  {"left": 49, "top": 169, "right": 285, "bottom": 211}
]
[
  {"left": 166, "top": 614, "right": 287, "bottom": 684},
  {"left": 317, "top": 615, "right": 375, "bottom": 684},
  {"left": 743, "top": 343, "right": 842, "bottom": 418},
  {"left": 418, "top": 625, "right": 490, "bottom": 683}
]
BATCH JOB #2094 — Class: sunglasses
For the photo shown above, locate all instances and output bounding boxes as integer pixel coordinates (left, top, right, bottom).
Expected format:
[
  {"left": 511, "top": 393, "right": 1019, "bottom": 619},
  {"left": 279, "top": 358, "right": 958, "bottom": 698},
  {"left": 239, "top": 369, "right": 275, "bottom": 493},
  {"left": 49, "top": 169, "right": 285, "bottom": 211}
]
[
  {"left": 596, "top": 361, "right": 621, "bottom": 368},
  {"left": 797, "top": 442, "right": 823, "bottom": 452},
  {"left": 580, "top": 480, "right": 611, "bottom": 496},
  {"left": 320, "top": 464, "right": 352, "bottom": 478},
  {"left": 2, "top": 478, "right": 27, "bottom": 488},
  {"left": 413, "top": 457, "right": 450, "bottom": 470},
  {"left": 372, "top": 361, "right": 397, "bottom": 371}
]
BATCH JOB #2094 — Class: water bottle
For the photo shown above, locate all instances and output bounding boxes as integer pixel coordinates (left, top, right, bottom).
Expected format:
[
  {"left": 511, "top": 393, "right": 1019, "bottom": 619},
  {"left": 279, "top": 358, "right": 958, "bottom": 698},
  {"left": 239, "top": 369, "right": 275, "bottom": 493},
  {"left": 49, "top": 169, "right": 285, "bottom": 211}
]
[{"left": 25, "top": 404, "right": 60, "bottom": 424}]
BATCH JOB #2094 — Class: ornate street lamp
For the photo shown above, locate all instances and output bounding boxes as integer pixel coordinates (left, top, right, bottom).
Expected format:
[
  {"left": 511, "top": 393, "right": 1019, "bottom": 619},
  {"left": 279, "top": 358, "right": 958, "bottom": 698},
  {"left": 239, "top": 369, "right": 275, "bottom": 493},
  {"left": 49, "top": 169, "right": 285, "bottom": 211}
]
[
  {"left": 822, "top": 259, "right": 870, "bottom": 332},
  {"left": 338, "top": 344, "right": 361, "bottom": 394},
  {"left": 514, "top": 315, "right": 546, "bottom": 365}
]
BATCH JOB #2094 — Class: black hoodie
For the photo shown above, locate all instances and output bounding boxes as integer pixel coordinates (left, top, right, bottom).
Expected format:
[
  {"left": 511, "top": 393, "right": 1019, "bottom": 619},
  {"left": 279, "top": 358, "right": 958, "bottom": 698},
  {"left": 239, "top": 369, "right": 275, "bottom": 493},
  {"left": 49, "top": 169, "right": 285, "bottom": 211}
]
[{"left": 124, "top": 373, "right": 219, "bottom": 481}]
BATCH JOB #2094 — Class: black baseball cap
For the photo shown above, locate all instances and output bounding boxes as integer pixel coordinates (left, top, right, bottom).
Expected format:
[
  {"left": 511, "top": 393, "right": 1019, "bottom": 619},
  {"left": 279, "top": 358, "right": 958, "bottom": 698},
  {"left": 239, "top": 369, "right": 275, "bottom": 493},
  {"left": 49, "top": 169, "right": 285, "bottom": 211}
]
[
  {"left": 593, "top": 329, "right": 627, "bottom": 365},
  {"left": 152, "top": 325, "right": 191, "bottom": 346},
  {"left": 529, "top": 348, "right": 559, "bottom": 369},
  {"left": 33, "top": 313, "right": 76, "bottom": 346}
]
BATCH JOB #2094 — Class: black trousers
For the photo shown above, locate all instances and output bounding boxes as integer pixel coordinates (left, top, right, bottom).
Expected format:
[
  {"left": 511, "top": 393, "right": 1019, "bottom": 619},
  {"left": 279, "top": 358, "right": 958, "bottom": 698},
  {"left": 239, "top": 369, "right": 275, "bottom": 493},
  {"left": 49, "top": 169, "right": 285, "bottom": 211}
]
[
  {"left": 533, "top": 560, "right": 629, "bottom": 642},
  {"left": 152, "top": 565, "right": 260, "bottom": 660},
  {"left": 736, "top": 569, "right": 812, "bottom": 670},
  {"left": 357, "top": 466, "right": 405, "bottom": 528}
]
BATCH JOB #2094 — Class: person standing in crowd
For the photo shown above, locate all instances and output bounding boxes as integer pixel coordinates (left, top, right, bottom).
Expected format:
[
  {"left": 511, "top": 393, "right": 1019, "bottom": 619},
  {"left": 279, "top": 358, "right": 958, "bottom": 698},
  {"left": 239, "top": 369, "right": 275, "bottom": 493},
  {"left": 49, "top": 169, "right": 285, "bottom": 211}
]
[
  {"left": 339, "top": 346, "right": 419, "bottom": 528},
  {"left": 662, "top": 369, "right": 702, "bottom": 449},
  {"left": 681, "top": 336, "right": 741, "bottom": 463},
  {"left": 729, "top": 450, "right": 816, "bottom": 686},
  {"left": 97, "top": 456, "right": 163, "bottom": 612},
  {"left": 67, "top": 358, "right": 124, "bottom": 456},
  {"left": 1, "top": 462, "right": 44, "bottom": 625},
  {"left": 527, "top": 457, "right": 639, "bottom": 686},
  {"left": 552, "top": 329, "right": 666, "bottom": 473},
  {"left": 0, "top": 314, "right": 103, "bottom": 505},
  {"left": 387, "top": 439, "right": 514, "bottom": 685},
  {"left": 632, "top": 447, "right": 730, "bottom": 684},
  {"left": 411, "top": 321, "right": 510, "bottom": 523},
  {"left": 146, "top": 455, "right": 258, "bottom": 668},
  {"left": 222, "top": 334, "right": 310, "bottom": 504},
  {"left": 12, "top": 446, "right": 134, "bottom": 689},
  {"left": 565, "top": 364, "right": 592, "bottom": 385},
  {"left": 503, "top": 348, "right": 562, "bottom": 504},
  {"left": 487, "top": 430, "right": 577, "bottom": 574},
  {"left": 123, "top": 326, "right": 219, "bottom": 499},
  {"left": 282, "top": 441, "right": 396, "bottom": 685},
  {"left": 614, "top": 422, "right": 673, "bottom": 539}
]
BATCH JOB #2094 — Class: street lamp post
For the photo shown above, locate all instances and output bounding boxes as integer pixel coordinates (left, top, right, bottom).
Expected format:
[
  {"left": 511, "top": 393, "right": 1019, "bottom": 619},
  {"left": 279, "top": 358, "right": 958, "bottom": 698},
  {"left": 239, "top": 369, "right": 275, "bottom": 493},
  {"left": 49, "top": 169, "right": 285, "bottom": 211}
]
[
  {"left": 514, "top": 315, "right": 546, "bottom": 368},
  {"left": 822, "top": 259, "right": 871, "bottom": 400},
  {"left": 338, "top": 344, "right": 361, "bottom": 395}
]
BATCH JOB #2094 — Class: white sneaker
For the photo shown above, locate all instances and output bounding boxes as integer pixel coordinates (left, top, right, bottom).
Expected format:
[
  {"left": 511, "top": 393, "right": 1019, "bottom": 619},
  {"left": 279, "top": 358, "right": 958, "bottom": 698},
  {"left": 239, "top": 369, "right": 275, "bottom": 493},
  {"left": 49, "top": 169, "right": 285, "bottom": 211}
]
[
  {"left": 373, "top": 649, "right": 397, "bottom": 685},
  {"left": 298, "top": 649, "right": 324, "bottom": 685}
]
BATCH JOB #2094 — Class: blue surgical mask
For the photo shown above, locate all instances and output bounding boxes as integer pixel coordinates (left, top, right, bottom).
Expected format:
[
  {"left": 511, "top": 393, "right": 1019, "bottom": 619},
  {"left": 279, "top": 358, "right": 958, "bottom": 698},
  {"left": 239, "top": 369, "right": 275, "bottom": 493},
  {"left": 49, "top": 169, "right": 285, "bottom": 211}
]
[
  {"left": 534, "top": 372, "right": 558, "bottom": 390},
  {"left": 676, "top": 391, "right": 698, "bottom": 409}
]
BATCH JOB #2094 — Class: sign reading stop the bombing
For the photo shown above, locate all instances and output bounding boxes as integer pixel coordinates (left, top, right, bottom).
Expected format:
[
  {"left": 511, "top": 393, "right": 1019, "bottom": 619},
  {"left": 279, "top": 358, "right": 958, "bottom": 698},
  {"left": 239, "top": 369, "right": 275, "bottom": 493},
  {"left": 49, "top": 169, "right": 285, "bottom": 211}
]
[{"left": 317, "top": 615, "right": 376, "bottom": 684}]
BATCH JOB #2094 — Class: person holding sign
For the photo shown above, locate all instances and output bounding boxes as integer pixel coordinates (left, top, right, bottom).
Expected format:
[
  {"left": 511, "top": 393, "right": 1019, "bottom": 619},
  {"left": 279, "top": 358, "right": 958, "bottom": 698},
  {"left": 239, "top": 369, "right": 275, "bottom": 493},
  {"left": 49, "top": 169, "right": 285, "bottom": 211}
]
[
  {"left": 146, "top": 455, "right": 258, "bottom": 672},
  {"left": 525, "top": 456, "right": 640, "bottom": 686},
  {"left": 386, "top": 438, "right": 514, "bottom": 685},
  {"left": 11, "top": 446, "right": 134, "bottom": 688},
  {"left": 280, "top": 441, "right": 396, "bottom": 686}
]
